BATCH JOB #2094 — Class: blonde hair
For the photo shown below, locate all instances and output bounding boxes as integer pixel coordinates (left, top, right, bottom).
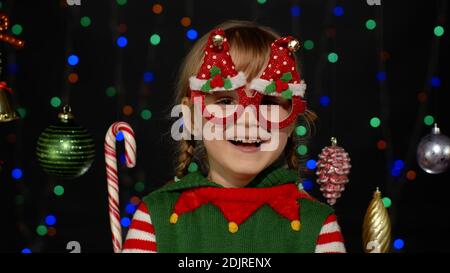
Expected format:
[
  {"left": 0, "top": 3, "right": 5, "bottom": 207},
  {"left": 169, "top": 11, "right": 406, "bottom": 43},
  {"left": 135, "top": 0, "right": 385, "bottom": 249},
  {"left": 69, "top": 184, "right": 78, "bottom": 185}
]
[{"left": 173, "top": 20, "right": 316, "bottom": 179}]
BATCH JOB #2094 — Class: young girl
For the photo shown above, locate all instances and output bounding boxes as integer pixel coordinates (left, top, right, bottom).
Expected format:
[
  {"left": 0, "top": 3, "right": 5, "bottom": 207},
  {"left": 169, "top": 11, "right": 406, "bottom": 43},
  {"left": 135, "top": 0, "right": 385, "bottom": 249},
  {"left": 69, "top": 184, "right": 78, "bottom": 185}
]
[{"left": 121, "top": 20, "right": 346, "bottom": 253}]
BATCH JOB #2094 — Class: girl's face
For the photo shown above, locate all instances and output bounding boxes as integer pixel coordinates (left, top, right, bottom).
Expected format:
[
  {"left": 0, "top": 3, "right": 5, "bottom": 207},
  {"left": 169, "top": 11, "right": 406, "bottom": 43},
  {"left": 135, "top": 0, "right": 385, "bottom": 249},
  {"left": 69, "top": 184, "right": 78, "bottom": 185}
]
[{"left": 202, "top": 84, "right": 295, "bottom": 182}]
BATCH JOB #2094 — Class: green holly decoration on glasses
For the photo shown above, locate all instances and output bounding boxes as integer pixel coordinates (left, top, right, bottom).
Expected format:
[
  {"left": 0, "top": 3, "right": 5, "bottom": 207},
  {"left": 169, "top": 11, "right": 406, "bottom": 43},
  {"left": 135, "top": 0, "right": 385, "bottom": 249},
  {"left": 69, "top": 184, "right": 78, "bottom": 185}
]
[
  {"left": 201, "top": 66, "right": 232, "bottom": 92},
  {"left": 264, "top": 72, "right": 293, "bottom": 100}
]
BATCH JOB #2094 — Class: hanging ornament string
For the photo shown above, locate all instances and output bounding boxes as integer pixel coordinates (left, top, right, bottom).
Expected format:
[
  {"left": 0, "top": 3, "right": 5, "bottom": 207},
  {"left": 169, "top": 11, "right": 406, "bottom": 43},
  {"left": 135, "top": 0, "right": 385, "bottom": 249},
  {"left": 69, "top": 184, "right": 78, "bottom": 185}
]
[{"left": 104, "top": 121, "right": 137, "bottom": 253}]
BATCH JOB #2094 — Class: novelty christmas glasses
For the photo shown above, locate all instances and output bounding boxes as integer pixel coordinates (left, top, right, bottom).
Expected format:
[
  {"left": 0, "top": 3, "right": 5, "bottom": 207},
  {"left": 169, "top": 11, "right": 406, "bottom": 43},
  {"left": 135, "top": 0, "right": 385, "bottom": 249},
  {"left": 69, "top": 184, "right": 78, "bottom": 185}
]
[{"left": 188, "top": 29, "right": 307, "bottom": 129}]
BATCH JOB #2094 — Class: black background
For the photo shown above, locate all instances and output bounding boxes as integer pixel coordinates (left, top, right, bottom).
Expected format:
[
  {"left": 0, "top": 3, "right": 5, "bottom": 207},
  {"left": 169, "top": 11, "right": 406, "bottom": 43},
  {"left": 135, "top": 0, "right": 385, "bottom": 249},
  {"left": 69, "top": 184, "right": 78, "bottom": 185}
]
[{"left": 0, "top": 0, "right": 449, "bottom": 253}]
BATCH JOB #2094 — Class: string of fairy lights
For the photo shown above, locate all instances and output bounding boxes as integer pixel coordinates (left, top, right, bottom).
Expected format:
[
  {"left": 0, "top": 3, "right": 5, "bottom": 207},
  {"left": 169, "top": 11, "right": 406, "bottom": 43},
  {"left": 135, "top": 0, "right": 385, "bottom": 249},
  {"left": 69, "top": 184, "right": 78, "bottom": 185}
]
[{"left": 0, "top": 0, "right": 446, "bottom": 253}]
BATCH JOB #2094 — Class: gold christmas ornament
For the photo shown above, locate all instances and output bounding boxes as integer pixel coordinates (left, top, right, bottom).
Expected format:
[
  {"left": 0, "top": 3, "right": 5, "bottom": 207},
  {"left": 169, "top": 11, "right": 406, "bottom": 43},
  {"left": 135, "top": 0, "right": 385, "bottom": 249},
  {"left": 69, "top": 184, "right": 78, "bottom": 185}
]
[
  {"left": 287, "top": 39, "right": 301, "bottom": 52},
  {"left": 212, "top": 34, "right": 224, "bottom": 46},
  {"left": 0, "top": 82, "right": 19, "bottom": 122},
  {"left": 362, "top": 188, "right": 392, "bottom": 253}
]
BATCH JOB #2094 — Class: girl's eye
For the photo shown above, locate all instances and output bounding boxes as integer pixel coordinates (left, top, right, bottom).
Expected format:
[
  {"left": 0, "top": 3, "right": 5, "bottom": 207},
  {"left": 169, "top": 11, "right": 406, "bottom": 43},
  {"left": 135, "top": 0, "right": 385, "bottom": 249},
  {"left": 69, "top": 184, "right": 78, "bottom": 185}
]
[{"left": 215, "top": 97, "right": 234, "bottom": 105}]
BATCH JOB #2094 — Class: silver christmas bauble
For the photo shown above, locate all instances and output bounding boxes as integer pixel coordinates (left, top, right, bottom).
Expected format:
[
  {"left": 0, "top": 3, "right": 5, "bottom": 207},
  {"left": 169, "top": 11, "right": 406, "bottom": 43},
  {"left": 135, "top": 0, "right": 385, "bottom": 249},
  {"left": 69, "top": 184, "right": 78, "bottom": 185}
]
[{"left": 417, "top": 124, "right": 450, "bottom": 174}]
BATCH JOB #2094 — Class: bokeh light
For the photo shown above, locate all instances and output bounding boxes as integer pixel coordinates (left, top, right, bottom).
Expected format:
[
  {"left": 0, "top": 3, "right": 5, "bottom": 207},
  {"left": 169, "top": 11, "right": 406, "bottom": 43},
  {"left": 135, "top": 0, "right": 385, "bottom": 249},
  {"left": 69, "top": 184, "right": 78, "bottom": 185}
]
[
  {"left": 123, "top": 105, "right": 133, "bottom": 116},
  {"left": 125, "top": 203, "right": 137, "bottom": 214},
  {"left": 366, "top": 19, "right": 377, "bottom": 30},
  {"left": 67, "top": 54, "right": 79, "bottom": 66},
  {"left": 121, "top": 217, "right": 131, "bottom": 228},
  {"left": 376, "top": 71, "right": 386, "bottom": 82},
  {"left": 116, "top": 131, "right": 124, "bottom": 142},
  {"left": 370, "top": 117, "right": 381, "bottom": 128},
  {"left": 382, "top": 197, "right": 392, "bottom": 208},
  {"left": 377, "top": 140, "right": 387, "bottom": 150},
  {"left": 188, "top": 162, "right": 198, "bottom": 173},
  {"left": 327, "top": 52, "right": 338, "bottom": 63},
  {"left": 291, "top": 5, "right": 301, "bottom": 17},
  {"left": 36, "top": 225, "right": 48, "bottom": 236},
  {"left": 12, "top": 24, "right": 23, "bottom": 35},
  {"left": 12, "top": 168, "right": 23, "bottom": 180},
  {"left": 152, "top": 3, "right": 163, "bottom": 14},
  {"left": 181, "top": 17, "right": 191, "bottom": 27},
  {"left": 393, "top": 238, "right": 405, "bottom": 250},
  {"left": 303, "top": 40, "right": 314, "bottom": 50},
  {"left": 50, "top": 97, "right": 62, "bottom": 108},
  {"left": 45, "top": 215, "right": 57, "bottom": 226},
  {"left": 297, "top": 145, "right": 308, "bottom": 155},
  {"left": 406, "top": 170, "right": 416, "bottom": 181},
  {"left": 21, "top": 248, "right": 32, "bottom": 254},
  {"left": 54, "top": 185, "right": 64, "bottom": 196},
  {"left": 186, "top": 29, "right": 198, "bottom": 40},
  {"left": 333, "top": 6, "right": 344, "bottom": 17},
  {"left": 430, "top": 76, "right": 441, "bottom": 87},
  {"left": 143, "top": 71, "right": 154, "bottom": 83},
  {"left": 302, "top": 179, "right": 313, "bottom": 191},
  {"left": 106, "top": 86, "right": 117, "bottom": 97},
  {"left": 306, "top": 159, "right": 317, "bottom": 170},
  {"left": 295, "top": 125, "right": 307, "bottom": 136},
  {"left": 80, "top": 16, "right": 91, "bottom": 27},
  {"left": 117, "top": 36, "right": 128, "bottom": 48},
  {"left": 434, "top": 25, "right": 444, "bottom": 37},
  {"left": 424, "top": 115, "right": 434, "bottom": 126},
  {"left": 141, "top": 109, "right": 152, "bottom": 120},
  {"left": 150, "top": 34, "right": 161, "bottom": 46},
  {"left": 68, "top": 73, "right": 78, "bottom": 84},
  {"left": 320, "top": 95, "right": 330, "bottom": 107}
]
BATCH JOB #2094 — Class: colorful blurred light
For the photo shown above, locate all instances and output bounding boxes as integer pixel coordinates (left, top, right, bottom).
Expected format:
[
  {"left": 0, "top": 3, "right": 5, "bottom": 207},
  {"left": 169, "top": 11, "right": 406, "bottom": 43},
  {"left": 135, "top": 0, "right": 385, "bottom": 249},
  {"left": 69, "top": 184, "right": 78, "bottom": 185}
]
[
  {"left": 121, "top": 217, "right": 131, "bottom": 227},
  {"left": 150, "top": 34, "right": 161, "bottom": 45},
  {"left": 45, "top": 215, "right": 57, "bottom": 226},
  {"left": 333, "top": 6, "right": 344, "bottom": 17},
  {"left": 141, "top": 109, "right": 152, "bottom": 120},
  {"left": 306, "top": 159, "right": 317, "bottom": 170},
  {"left": 434, "top": 25, "right": 444, "bottom": 37},
  {"left": 117, "top": 36, "right": 128, "bottom": 48},
  {"left": 327, "top": 52, "right": 338, "bottom": 63},
  {"left": 393, "top": 238, "right": 404, "bottom": 250},
  {"left": 302, "top": 179, "right": 313, "bottom": 191},
  {"left": 80, "top": 16, "right": 91, "bottom": 27},
  {"left": 320, "top": 95, "right": 330, "bottom": 107},
  {"left": 291, "top": 5, "right": 301, "bottom": 17},
  {"left": 424, "top": 115, "right": 434, "bottom": 126},
  {"left": 295, "top": 125, "right": 307, "bottom": 136},
  {"left": 188, "top": 162, "right": 198, "bottom": 173},
  {"left": 303, "top": 40, "right": 314, "bottom": 50},
  {"left": 143, "top": 71, "right": 154, "bottom": 82},
  {"left": 370, "top": 117, "right": 381, "bottom": 128},
  {"left": 50, "top": 97, "right": 62, "bottom": 108},
  {"left": 186, "top": 29, "right": 198, "bottom": 40},
  {"left": 54, "top": 185, "right": 64, "bottom": 196},
  {"left": 366, "top": 19, "right": 376, "bottom": 30},
  {"left": 67, "top": 54, "right": 79, "bottom": 66}
]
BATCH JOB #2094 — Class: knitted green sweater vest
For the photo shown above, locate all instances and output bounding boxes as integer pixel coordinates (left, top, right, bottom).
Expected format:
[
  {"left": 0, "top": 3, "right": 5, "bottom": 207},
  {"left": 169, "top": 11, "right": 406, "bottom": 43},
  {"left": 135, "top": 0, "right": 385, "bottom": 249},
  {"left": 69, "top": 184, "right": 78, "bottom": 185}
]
[{"left": 142, "top": 167, "right": 333, "bottom": 253}]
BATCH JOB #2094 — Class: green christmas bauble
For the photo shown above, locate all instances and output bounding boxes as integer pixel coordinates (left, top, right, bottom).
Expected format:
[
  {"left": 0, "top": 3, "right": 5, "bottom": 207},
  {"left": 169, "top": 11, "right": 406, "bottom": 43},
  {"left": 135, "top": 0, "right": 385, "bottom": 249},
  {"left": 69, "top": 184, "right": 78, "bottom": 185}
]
[{"left": 36, "top": 106, "right": 95, "bottom": 178}]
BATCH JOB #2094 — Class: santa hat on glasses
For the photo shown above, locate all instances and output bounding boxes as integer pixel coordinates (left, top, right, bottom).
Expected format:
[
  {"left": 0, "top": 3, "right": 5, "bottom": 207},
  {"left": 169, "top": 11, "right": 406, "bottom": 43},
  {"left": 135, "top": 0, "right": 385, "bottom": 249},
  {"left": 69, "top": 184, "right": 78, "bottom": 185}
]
[
  {"left": 249, "top": 36, "right": 306, "bottom": 100},
  {"left": 189, "top": 29, "right": 246, "bottom": 93}
]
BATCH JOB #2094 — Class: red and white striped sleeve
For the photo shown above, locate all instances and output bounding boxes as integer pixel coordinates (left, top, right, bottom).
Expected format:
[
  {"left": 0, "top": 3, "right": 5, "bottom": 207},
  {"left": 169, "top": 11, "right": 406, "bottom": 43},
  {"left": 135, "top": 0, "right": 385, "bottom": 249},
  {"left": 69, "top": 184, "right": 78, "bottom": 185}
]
[
  {"left": 122, "top": 202, "right": 157, "bottom": 253},
  {"left": 314, "top": 214, "right": 346, "bottom": 253}
]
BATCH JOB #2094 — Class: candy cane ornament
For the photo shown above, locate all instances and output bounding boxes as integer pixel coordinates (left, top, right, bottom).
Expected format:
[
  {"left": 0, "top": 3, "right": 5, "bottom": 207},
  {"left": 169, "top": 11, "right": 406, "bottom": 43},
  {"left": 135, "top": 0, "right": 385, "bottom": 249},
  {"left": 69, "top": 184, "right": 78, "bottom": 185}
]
[{"left": 104, "top": 122, "right": 136, "bottom": 253}]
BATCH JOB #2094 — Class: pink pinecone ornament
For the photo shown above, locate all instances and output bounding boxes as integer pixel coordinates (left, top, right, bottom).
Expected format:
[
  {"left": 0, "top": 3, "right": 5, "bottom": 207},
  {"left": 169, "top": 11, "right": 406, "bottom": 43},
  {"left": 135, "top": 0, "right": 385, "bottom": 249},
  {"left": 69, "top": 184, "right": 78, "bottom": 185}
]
[{"left": 316, "top": 137, "right": 351, "bottom": 205}]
